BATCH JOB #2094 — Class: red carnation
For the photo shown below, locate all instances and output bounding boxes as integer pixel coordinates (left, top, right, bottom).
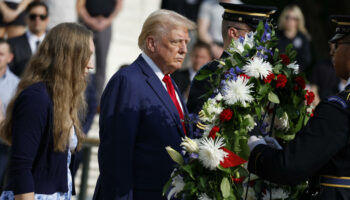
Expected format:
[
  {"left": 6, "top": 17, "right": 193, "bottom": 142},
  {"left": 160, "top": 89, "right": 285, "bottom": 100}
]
[
  {"left": 310, "top": 109, "right": 315, "bottom": 117},
  {"left": 305, "top": 90, "right": 315, "bottom": 105},
  {"left": 264, "top": 73, "right": 275, "bottom": 84},
  {"left": 209, "top": 126, "right": 220, "bottom": 139},
  {"left": 239, "top": 74, "right": 251, "bottom": 80},
  {"left": 220, "top": 108, "right": 234, "bottom": 123},
  {"left": 232, "top": 176, "right": 245, "bottom": 184},
  {"left": 276, "top": 74, "right": 287, "bottom": 88},
  {"left": 280, "top": 54, "right": 291, "bottom": 65},
  {"left": 220, "top": 147, "right": 247, "bottom": 168},
  {"left": 294, "top": 76, "right": 306, "bottom": 90}
]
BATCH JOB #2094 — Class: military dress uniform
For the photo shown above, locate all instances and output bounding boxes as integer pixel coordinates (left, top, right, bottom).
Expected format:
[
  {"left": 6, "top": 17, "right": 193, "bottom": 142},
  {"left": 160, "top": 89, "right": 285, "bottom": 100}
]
[
  {"left": 248, "top": 15, "right": 350, "bottom": 200},
  {"left": 187, "top": 3, "right": 276, "bottom": 114}
]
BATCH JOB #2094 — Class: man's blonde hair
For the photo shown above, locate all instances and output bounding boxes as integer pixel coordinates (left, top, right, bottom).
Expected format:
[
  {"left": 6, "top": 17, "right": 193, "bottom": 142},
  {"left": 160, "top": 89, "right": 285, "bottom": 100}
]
[{"left": 138, "top": 9, "right": 196, "bottom": 50}]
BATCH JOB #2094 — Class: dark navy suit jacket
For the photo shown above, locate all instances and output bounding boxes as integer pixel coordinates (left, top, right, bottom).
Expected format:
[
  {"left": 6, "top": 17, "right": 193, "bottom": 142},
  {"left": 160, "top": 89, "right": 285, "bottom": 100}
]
[{"left": 93, "top": 55, "right": 192, "bottom": 200}]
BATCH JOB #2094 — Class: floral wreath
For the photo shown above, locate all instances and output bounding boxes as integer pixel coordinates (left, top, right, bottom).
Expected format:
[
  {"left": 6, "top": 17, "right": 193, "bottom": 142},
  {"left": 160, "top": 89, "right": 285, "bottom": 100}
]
[{"left": 164, "top": 21, "right": 315, "bottom": 200}]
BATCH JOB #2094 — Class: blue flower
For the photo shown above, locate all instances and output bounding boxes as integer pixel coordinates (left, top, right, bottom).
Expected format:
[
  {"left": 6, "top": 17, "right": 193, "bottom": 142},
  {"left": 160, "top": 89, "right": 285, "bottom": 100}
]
[
  {"left": 239, "top": 36, "right": 244, "bottom": 44},
  {"left": 235, "top": 66, "right": 242, "bottom": 74}
]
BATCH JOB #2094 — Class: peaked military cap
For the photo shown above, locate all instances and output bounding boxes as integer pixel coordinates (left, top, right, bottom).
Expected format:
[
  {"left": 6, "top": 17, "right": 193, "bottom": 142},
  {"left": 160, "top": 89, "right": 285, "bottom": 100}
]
[
  {"left": 220, "top": 3, "right": 277, "bottom": 28},
  {"left": 329, "top": 15, "right": 350, "bottom": 43}
]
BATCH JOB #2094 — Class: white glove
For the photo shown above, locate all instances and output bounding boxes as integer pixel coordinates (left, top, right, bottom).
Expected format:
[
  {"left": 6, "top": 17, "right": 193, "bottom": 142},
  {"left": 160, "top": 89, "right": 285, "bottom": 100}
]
[
  {"left": 264, "top": 136, "right": 282, "bottom": 150},
  {"left": 248, "top": 136, "right": 266, "bottom": 151}
]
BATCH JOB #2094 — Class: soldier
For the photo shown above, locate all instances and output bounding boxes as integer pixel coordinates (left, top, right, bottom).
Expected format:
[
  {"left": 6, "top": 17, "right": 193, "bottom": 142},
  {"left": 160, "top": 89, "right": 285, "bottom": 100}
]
[
  {"left": 187, "top": 3, "right": 277, "bottom": 114},
  {"left": 248, "top": 15, "right": 350, "bottom": 200}
]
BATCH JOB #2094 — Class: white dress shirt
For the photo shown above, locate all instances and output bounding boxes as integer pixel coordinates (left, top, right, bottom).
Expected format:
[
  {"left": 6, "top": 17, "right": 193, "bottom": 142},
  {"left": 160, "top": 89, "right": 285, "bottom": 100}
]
[
  {"left": 141, "top": 52, "right": 184, "bottom": 112},
  {"left": 26, "top": 31, "right": 46, "bottom": 54}
]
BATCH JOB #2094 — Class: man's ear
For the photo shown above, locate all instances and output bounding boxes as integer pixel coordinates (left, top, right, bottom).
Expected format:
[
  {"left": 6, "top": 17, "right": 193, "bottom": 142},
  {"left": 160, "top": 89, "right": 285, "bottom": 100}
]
[
  {"left": 146, "top": 36, "right": 156, "bottom": 53},
  {"left": 227, "top": 27, "right": 240, "bottom": 41}
]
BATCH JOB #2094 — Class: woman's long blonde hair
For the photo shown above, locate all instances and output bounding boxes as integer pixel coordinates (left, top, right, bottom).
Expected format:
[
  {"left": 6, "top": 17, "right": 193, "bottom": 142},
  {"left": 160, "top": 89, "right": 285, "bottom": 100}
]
[
  {"left": 0, "top": 23, "right": 92, "bottom": 152},
  {"left": 278, "top": 5, "right": 311, "bottom": 40}
]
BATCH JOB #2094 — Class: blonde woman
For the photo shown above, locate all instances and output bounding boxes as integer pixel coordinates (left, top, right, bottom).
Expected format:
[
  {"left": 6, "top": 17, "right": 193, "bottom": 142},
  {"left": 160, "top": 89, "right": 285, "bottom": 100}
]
[
  {"left": 277, "top": 5, "right": 312, "bottom": 72},
  {"left": 0, "top": 22, "right": 94, "bottom": 200}
]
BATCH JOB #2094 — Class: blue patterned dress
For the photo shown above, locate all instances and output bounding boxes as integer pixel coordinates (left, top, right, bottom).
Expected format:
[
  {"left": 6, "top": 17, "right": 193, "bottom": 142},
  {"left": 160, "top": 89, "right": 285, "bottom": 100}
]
[{"left": 0, "top": 127, "right": 78, "bottom": 200}]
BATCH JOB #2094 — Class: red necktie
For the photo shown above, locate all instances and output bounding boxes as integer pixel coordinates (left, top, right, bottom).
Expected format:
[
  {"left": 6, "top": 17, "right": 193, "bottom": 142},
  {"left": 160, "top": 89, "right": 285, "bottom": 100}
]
[{"left": 162, "top": 74, "right": 187, "bottom": 135}]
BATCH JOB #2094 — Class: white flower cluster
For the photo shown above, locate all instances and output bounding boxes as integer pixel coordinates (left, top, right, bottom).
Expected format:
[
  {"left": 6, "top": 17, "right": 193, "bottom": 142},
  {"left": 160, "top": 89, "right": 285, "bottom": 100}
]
[
  {"left": 287, "top": 61, "right": 299, "bottom": 74},
  {"left": 262, "top": 188, "right": 289, "bottom": 200},
  {"left": 230, "top": 32, "right": 255, "bottom": 54},
  {"left": 223, "top": 76, "right": 254, "bottom": 107},
  {"left": 198, "top": 137, "right": 227, "bottom": 170},
  {"left": 199, "top": 94, "right": 223, "bottom": 123},
  {"left": 167, "top": 173, "right": 185, "bottom": 200},
  {"left": 243, "top": 56, "right": 272, "bottom": 79}
]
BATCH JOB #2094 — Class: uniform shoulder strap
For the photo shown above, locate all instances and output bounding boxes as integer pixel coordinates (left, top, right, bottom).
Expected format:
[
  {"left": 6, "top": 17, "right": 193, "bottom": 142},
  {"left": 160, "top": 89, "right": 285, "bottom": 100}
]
[{"left": 327, "top": 89, "right": 350, "bottom": 109}]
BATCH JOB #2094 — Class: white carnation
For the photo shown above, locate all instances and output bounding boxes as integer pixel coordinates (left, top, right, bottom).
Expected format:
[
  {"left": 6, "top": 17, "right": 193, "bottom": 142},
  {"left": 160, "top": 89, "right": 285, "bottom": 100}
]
[
  {"left": 198, "top": 137, "right": 228, "bottom": 170},
  {"left": 223, "top": 76, "right": 254, "bottom": 107},
  {"left": 287, "top": 61, "right": 299, "bottom": 74},
  {"left": 243, "top": 57, "right": 272, "bottom": 79}
]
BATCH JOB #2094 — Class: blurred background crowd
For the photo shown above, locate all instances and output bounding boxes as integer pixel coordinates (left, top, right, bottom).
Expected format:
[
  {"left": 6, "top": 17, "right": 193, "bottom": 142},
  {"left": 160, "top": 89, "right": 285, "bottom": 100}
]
[{"left": 0, "top": 0, "right": 349, "bottom": 199}]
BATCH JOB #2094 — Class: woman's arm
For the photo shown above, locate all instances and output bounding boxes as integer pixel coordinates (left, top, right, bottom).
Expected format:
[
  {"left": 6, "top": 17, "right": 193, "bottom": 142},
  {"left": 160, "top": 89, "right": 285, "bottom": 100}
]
[{"left": 0, "top": 0, "right": 33, "bottom": 23}]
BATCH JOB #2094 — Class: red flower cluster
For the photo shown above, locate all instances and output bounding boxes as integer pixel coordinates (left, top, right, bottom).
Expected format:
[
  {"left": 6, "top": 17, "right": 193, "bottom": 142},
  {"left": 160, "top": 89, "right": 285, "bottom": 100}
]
[
  {"left": 280, "top": 54, "right": 291, "bottom": 65},
  {"left": 276, "top": 74, "right": 287, "bottom": 88},
  {"left": 220, "top": 108, "right": 234, "bottom": 123},
  {"left": 220, "top": 147, "right": 247, "bottom": 168},
  {"left": 305, "top": 90, "right": 315, "bottom": 105},
  {"left": 264, "top": 73, "right": 275, "bottom": 84},
  {"left": 209, "top": 126, "right": 220, "bottom": 139},
  {"left": 239, "top": 74, "right": 250, "bottom": 80},
  {"left": 294, "top": 76, "right": 306, "bottom": 91},
  {"left": 232, "top": 176, "right": 245, "bottom": 184}
]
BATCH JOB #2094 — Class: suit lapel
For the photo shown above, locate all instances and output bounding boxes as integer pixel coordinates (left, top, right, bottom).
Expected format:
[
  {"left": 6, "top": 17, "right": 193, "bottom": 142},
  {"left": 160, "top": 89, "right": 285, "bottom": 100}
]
[
  {"left": 136, "top": 55, "right": 185, "bottom": 137},
  {"left": 23, "top": 34, "right": 33, "bottom": 56}
]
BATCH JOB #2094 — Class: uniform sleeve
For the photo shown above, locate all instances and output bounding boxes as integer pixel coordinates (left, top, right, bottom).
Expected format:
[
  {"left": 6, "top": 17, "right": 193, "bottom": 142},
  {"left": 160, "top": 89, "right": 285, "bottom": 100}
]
[
  {"left": 98, "top": 74, "right": 140, "bottom": 199},
  {"left": 10, "top": 88, "right": 49, "bottom": 194},
  {"left": 248, "top": 100, "right": 350, "bottom": 185}
]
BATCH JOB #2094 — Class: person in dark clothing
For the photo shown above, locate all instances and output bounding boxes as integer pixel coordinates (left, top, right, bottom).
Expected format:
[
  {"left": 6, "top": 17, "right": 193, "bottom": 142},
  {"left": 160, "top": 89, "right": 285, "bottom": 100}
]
[
  {"left": 277, "top": 5, "right": 312, "bottom": 73},
  {"left": 8, "top": 1, "right": 49, "bottom": 77},
  {"left": 172, "top": 40, "right": 213, "bottom": 100},
  {"left": 248, "top": 15, "right": 350, "bottom": 200},
  {"left": 77, "top": 0, "right": 123, "bottom": 104},
  {"left": 187, "top": 3, "right": 277, "bottom": 115},
  {"left": 310, "top": 43, "right": 344, "bottom": 105},
  {"left": 161, "top": 0, "right": 203, "bottom": 22}
]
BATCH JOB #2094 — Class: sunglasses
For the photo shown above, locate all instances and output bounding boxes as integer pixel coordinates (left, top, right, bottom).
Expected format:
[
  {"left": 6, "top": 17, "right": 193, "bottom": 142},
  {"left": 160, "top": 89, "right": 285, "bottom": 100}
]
[{"left": 29, "top": 14, "right": 48, "bottom": 21}]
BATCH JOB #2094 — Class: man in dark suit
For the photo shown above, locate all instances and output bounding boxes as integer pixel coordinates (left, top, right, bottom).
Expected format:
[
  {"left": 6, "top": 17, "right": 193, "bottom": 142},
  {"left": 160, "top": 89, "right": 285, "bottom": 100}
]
[
  {"left": 187, "top": 3, "right": 277, "bottom": 114},
  {"left": 92, "top": 10, "right": 195, "bottom": 200},
  {"left": 8, "top": 1, "right": 49, "bottom": 77},
  {"left": 172, "top": 40, "right": 213, "bottom": 100}
]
